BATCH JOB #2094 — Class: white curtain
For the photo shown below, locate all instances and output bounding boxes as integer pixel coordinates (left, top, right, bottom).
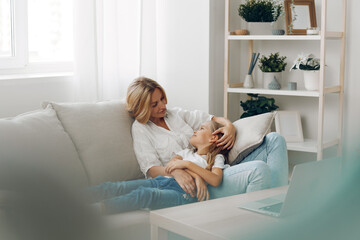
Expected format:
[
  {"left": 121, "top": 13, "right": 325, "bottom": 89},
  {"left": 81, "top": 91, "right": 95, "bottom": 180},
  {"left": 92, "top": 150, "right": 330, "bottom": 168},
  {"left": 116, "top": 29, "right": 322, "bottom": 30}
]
[{"left": 73, "top": 0, "right": 156, "bottom": 101}]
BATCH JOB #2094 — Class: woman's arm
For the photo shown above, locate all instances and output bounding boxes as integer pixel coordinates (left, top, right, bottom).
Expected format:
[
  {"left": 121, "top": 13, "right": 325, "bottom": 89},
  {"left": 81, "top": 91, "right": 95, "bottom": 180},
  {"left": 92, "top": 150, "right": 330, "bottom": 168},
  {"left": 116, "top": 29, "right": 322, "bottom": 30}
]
[
  {"left": 147, "top": 166, "right": 196, "bottom": 197},
  {"left": 174, "top": 108, "right": 213, "bottom": 131},
  {"left": 147, "top": 155, "right": 182, "bottom": 177},
  {"left": 211, "top": 116, "right": 236, "bottom": 150},
  {"left": 184, "top": 170, "right": 209, "bottom": 201},
  {"left": 166, "top": 161, "right": 223, "bottom": 187},
  {"left": 176, "top": 109, "right": 235, "bottom": 150},
  {"left": 147, "top": 166, "right": 171, "bottom": 178}
]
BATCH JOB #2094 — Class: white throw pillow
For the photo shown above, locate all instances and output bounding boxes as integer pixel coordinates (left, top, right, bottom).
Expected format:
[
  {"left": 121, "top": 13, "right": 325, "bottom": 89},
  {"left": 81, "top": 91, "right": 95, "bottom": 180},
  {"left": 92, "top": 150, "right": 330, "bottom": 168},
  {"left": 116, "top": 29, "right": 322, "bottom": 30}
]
[
  {"left": 228, "top": 112, "right": 275, "bottom": 165},
  {"left": 0, "top": 108, "right": 88, "bottom": 188},
  {"left": 47, "top": 100, "right": 143, "bottom": 185}
]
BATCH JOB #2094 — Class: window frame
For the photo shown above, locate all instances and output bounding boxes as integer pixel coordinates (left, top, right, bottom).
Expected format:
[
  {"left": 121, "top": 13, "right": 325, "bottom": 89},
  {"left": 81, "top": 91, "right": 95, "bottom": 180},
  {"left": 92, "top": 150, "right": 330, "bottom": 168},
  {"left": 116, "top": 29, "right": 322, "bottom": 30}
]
[
  {"left": 0, "top": 0, "right": 73, "bottom": 75},
  {"left": 0, "top": 0, "right": 28, "bottom": 69}
]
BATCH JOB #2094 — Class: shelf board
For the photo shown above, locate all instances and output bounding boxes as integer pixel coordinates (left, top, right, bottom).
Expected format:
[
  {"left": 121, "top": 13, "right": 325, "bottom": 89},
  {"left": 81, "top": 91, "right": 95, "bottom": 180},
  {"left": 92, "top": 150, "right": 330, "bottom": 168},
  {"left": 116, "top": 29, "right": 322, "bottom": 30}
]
[
  {"left": 228, "top": 31, "right": 344, "bottom": 41},
  {"left": 227, "top": 87, "right": 320, "bottom": 97},
  {"left": 325, "top": 31, "right": 344, "bottom": 39},
  {"left": 324, "top": 85, "right": 341, "bottom": 94},
  {"left": 287, "top": 139, "right": 339, "bottom": 153},
  {"left": 228, "top": 35, "right": 321, "bottom": 41}
]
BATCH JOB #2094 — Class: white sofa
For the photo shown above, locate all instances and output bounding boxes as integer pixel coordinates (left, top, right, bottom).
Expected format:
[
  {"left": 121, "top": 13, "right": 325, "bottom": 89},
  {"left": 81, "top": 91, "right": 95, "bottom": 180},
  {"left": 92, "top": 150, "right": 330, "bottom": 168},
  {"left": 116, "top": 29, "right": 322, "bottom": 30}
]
[{"left": 0, "top": 100, "right": 153, "bottom": 239}]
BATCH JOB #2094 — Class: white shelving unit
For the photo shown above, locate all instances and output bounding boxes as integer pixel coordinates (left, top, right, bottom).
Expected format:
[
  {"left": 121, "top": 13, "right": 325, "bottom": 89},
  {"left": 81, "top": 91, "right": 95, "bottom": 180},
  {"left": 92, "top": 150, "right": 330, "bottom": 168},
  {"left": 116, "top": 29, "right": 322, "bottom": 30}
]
[{"left": 224, "top": 0, "right": 347, "bottom": 160}]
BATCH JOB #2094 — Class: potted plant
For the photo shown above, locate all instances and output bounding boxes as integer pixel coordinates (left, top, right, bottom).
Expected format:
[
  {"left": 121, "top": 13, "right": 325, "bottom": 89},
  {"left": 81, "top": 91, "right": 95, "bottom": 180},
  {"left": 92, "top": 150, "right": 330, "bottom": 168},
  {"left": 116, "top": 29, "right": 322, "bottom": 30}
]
[
  {"left": 240, "top": 93, "right": 279, "bottom": 118},
  {"left": 238, "top": 0, "right": 283, "bottom": 35},
  {"left": 291, "top": 53, "right": 320, "bottom": 90},
  {"left": 258, "top": 52, "right": 287, "bottom": 89}
]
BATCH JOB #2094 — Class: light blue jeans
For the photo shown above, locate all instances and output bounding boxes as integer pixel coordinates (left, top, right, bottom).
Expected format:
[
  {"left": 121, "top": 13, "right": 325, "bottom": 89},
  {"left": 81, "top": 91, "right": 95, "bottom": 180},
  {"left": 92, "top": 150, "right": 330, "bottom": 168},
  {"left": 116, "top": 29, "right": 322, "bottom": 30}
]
[
  {"left": 209, "top": 132, "right": 288, "bottom": 199},
  {"left": 87, "top": 176, "right": 197, "bottom": 214}
]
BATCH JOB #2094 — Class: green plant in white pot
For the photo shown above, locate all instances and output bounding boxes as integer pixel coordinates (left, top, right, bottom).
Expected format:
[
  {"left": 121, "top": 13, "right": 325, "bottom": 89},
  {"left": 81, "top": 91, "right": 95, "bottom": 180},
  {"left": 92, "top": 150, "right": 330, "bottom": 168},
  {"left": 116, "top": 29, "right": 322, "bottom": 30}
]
[
  {"left": 291, "top": 53, "right": 320, "bottom": 90},
  {"left": 238, "top": 0, "right": 283, "bottom": 35},
  {"left": 258, "top": 52, "right": 287, "bottom": 89}
]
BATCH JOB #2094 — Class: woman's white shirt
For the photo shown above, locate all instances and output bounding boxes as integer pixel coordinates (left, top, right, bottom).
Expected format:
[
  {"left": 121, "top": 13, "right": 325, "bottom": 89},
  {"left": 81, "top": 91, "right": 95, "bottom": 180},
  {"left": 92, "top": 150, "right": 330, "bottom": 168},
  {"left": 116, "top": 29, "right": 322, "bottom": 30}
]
[
  {"left": 176, "top": 148, "right": 225, "bottom": 170},
  {"left": 132, "top": 107, "right": 213, "bottom": 177}
]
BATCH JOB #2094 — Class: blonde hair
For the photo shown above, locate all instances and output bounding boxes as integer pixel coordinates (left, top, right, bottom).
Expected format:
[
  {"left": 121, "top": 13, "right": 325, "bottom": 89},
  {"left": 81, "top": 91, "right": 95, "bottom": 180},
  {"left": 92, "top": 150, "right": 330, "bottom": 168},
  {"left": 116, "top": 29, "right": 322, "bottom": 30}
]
[
  {"left": 126, "top": 77, "right": 167, "bottom": 124},
  {"left": 204, "top": 121, "right": 229, "bottom": 171}
]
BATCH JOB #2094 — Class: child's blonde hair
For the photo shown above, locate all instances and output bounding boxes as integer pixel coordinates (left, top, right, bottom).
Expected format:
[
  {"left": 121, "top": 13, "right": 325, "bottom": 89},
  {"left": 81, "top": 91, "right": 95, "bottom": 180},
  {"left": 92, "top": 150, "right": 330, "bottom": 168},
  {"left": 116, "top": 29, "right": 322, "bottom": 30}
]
[{"left": 204, "top": 121, "right": 229, "bottom": 171}]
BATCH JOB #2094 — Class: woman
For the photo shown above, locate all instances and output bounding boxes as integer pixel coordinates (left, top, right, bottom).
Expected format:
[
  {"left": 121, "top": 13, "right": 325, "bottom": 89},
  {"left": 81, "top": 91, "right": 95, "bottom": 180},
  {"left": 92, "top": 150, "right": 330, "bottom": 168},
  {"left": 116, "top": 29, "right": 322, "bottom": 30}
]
[{"left": 127, "top": 77, "right": 288, "bottom": 199}]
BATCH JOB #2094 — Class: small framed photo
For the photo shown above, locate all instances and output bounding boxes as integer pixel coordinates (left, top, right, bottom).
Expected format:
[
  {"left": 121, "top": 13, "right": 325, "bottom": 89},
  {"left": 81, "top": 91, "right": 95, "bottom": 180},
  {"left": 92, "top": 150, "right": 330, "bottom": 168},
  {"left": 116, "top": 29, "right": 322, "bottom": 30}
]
[
  {"left": 284, "top": 0, "right": 317, "bottom": 35},
  {"left": 275, "top": 111, "right": 304, "bottom": 142}
]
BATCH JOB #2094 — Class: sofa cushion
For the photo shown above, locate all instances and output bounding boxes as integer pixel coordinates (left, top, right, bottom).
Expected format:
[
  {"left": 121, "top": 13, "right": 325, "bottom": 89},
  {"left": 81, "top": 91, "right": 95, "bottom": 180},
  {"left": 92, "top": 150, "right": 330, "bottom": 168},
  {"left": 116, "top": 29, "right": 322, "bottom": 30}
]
[
  {"left": 228, "top": 112, "right": 275, "bottom": 165},
  {"left": 0, "top": 108, "right": 88, "bottom": 188},
  {"left": 47, "top": 100, "right": 143, "bottom": 185}
]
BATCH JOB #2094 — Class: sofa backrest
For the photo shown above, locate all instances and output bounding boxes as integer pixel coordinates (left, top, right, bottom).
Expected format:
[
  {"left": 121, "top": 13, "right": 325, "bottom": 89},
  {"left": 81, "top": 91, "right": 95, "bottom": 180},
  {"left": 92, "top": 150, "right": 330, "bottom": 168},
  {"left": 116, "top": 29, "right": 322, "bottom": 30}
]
[
  {"left": 48, "top": 100, "right": 143, "bottom": 185},
  {"left": 0, "top": 108, "right": 89, "bottom": 188}
]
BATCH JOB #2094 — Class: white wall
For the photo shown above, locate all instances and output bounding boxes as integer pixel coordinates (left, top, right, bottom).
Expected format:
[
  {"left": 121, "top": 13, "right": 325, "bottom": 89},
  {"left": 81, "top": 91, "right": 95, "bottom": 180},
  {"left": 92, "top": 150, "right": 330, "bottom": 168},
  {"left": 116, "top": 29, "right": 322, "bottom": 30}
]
[
  {"left": 156, "top": 0, "right": 210, "bottom": 113},
  {"left": 343, "top": 0, "right": 360, "bottom": 161},
  {"left": 0, "top": 76, "right": 75, "bottom": 118},
  {"left": 209, "top": 0, "right": 225, "bottom": 116}
]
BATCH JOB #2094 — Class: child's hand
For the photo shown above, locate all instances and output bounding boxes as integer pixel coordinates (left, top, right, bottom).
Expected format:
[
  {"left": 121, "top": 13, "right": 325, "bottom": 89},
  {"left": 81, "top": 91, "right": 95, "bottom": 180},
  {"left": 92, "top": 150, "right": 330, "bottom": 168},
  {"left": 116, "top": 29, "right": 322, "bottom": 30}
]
[
  {"left": 165, "top": 155, "right": 182, "bottom": 172},
  {"left": 195, "top": 177, "right": 209, "bottom": 202},
  {"left": 165, "top": 160, "right": 187, "bottom": 174},
  {"left": 169, "top": 155, "right": 183, "bottom": 162}
]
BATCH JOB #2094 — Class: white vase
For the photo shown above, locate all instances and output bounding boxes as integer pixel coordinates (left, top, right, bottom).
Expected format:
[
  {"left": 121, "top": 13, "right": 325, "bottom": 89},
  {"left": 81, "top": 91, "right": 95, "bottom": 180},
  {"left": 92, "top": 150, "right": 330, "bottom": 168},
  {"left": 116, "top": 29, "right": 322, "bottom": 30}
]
[
  {"left": 263, "top": 72, "right": 282, "bottom": 89},
  {"left": 248, "top": 22, "right": 273, "bottom": 35},
  {"left": 303, "top": 70, "right": 320, "bottom": 90},
  {"left": 243, "top": 74, "right": 254, "bottom": 88}
]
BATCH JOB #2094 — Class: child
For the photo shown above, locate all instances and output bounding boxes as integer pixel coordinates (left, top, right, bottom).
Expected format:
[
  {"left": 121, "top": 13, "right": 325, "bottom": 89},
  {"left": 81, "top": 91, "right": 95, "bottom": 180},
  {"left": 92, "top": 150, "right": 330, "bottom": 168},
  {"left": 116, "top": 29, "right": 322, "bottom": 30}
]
[{"left": 88, "top": 120, "right": 228, "bottom": 214}]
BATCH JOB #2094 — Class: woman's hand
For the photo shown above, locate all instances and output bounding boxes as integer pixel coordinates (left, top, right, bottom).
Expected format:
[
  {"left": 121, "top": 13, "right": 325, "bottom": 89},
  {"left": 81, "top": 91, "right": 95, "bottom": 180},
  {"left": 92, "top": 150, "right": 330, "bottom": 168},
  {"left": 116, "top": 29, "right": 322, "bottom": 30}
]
[
  {"left": 195, "top": 177, "right": 209, "bottom": 202},
  {"left": 165, "top": 160, "right": 188, "bottom": 174},
  {"left": 171, "top": 170, "right": 196, "bottom": 197},
  {"left": 212, "top": 121, "right": 236, "bottom": 150}
]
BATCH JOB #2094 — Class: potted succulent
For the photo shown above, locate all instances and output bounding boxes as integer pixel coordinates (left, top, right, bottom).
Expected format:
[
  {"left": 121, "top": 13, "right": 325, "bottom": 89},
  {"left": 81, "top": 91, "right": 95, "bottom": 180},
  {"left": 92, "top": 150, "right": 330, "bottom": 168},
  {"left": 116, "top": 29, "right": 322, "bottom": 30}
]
[
  {"left": 291, "top": 53, "right": 320, "bottom": 90},
  {"left": 238, "top": 0, "right": 283, "bottom": 35},
  {"left": 240, "top": 94, "right": 279, "bottom": 118},
  {"left": 258, "top": 52, "right": 287, "bottom": 89}
]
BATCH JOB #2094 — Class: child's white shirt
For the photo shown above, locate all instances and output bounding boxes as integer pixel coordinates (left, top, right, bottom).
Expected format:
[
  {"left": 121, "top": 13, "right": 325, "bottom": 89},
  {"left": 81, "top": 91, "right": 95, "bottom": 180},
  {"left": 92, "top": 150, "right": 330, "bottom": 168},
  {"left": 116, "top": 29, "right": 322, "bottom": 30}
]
[{"left": 175, "top": 148, "right": 225, "bottom": 169}]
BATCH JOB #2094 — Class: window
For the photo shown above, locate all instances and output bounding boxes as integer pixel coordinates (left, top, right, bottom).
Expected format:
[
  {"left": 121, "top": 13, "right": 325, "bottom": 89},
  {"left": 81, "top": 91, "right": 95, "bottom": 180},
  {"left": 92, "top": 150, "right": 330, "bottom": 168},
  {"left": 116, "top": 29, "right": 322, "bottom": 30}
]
[
  {"left": 0, "top": 0, "right": 73, "bottom": 74},
  {"left": 0, "top": 0, "right": 12, "bottom": 58},
  {"left": 0, "top": 0, "right": 27, "bottom": 69}
]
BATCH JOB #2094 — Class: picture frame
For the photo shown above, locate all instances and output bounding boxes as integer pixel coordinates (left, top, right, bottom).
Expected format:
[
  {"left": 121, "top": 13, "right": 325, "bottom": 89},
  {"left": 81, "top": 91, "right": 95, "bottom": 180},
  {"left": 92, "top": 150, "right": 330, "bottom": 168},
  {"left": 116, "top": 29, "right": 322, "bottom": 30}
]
[
  {"left": 275, "top": 111, "right": 304, "bottom": 142},
  {"left": 284, "top": 0, "right": 317, "bottom": 35}
]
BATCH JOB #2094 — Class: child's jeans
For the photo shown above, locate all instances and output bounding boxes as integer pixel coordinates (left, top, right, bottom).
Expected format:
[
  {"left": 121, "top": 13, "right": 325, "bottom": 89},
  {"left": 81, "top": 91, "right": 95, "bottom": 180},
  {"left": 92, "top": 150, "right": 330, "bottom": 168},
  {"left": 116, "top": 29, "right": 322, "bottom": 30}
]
[{"left": 87, "top": 176, "right": 197, "bottom": 214}]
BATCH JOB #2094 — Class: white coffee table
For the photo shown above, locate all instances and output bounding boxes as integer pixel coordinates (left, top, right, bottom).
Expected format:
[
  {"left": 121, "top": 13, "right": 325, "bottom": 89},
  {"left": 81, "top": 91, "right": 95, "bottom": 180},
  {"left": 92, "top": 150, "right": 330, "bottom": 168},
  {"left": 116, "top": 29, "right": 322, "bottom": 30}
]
[{"left": 150, "top": 186, "right": 288, "bottom": 240}]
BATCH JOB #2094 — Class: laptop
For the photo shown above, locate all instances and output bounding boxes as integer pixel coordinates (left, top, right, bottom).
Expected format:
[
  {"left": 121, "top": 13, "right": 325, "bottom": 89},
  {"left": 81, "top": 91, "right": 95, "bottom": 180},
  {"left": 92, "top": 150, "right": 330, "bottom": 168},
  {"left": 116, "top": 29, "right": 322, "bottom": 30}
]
[{"left": 238, "top": 157, "right": 341, "bottom": 217}]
